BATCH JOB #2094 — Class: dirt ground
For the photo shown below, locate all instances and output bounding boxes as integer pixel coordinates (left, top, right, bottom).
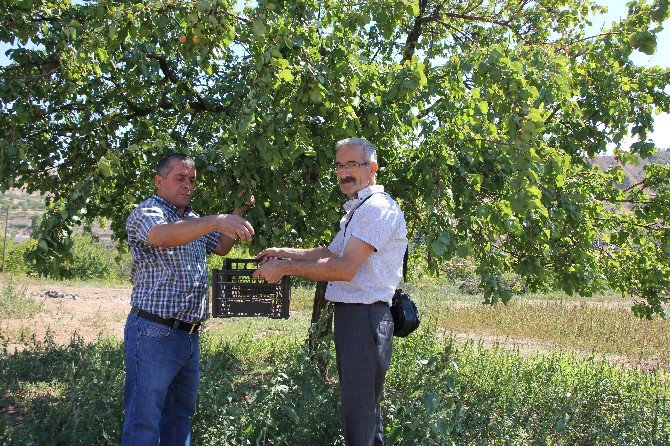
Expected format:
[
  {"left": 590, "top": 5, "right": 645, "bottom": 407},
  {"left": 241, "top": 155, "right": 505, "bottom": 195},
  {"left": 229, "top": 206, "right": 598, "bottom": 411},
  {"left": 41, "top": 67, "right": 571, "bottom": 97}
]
[
  {"left": 1, "top": 283, "right": 132, "bottom": 352},
  {"left": 0, "top": 282, "right": 289, "bottom": 351},
  {"left": 0, "top": 282, "right": 664, "bottom": 373}
]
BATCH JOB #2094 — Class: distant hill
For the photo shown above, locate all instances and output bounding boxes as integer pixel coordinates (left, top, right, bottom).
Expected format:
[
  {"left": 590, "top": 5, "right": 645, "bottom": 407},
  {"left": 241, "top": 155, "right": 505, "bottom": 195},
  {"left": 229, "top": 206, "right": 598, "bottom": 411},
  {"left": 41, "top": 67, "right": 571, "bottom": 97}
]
[
  {"left": 590, "top": 148, "right": 670, "bottom": 189},
  {"left": 0, "top": 188, "right": 111, "bottom": 242},
  {"left": 0, "top": 189, "right": 46, "bottom": 238}
]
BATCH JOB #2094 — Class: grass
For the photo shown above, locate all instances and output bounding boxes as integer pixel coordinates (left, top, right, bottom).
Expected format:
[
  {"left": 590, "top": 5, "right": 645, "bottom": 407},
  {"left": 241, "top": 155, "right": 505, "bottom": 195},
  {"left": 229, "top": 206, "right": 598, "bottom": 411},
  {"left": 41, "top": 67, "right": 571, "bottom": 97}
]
[
  {"left": 1, "top": 271, "right": 132, "bottom": 288},
  {"left": 0, "top": 278, "right": 43, "bottom": 319},
  {"left": 432, "top": 301, "right": 670, "bottom": 368},
  {"left": 1, "top": 329, "right": 668, "bottom": 445},
  {"left": 2, "top": 277, "right": 670, "bottom": 444},
  {"left": 410, "top": 281, "right": 670, "bottom": 370}
]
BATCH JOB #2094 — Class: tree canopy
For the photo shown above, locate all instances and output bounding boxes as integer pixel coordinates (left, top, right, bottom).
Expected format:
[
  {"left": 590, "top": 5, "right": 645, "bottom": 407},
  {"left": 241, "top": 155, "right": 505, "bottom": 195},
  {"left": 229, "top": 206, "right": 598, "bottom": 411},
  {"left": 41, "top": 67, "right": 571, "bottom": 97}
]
[{"left": 1, "top": 0, "right": 670, "bottom": 316}]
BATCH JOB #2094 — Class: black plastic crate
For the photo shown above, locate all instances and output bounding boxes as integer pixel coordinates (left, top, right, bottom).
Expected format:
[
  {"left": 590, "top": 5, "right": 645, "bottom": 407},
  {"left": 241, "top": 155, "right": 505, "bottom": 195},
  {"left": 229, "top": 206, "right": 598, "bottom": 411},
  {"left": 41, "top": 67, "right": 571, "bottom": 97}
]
[{"left": 212, "top": 258, "right": 291, "bottom": 319}]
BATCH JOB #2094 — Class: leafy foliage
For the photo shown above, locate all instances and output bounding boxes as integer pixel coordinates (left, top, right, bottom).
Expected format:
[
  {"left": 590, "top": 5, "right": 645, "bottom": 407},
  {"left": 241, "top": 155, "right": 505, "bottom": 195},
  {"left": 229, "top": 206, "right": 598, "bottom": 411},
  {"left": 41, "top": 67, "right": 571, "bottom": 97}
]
[
  {"left": 0, "top": 278, "right": 42, "bottom": 319},
  {"left": 0, "top": 234, "right": 130, "bottom": 281},
  {"left": 1, "top": 329, "right": 668, "bottom": 445},
  {"left": 1, "top": 0, "right": 670, "bottom": 314}
]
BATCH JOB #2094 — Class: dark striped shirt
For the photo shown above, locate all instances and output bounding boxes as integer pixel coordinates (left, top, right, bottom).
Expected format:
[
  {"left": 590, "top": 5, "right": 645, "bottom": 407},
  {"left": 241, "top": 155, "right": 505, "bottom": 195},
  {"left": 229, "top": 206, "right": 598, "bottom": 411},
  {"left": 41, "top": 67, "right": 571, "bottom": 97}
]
[{"left": 126, "top": 195, "right": 220, "bottom": 322}]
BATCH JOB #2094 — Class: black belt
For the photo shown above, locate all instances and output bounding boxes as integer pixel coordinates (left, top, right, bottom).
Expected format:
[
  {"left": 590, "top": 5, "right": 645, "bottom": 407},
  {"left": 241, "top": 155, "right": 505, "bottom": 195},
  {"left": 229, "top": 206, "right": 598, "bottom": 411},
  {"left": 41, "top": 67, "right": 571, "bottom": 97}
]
[
  {"left": 132, "top": 307, "right": 201, "bottom": 334},
  {"left": 333, "top": 301, "right": 387, "bottom": 306}
]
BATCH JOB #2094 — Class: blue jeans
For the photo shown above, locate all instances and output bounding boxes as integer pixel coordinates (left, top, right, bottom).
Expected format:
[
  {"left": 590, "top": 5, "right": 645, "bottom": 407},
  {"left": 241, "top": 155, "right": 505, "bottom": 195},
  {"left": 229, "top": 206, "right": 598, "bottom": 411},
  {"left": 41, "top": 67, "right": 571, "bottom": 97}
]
[{"left": 122, "top": 312, "right": 200, "bottom": 446}]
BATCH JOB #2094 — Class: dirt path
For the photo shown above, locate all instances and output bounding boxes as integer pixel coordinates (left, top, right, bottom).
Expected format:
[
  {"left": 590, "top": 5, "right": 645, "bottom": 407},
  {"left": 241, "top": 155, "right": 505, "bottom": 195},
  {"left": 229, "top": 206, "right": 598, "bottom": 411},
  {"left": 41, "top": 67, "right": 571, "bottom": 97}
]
[
  {"left": 1, "top": 283, "right": 131, "bottom": 352},
  {"left": 1, "top": 281, "right": 664, "bottom": 373}
]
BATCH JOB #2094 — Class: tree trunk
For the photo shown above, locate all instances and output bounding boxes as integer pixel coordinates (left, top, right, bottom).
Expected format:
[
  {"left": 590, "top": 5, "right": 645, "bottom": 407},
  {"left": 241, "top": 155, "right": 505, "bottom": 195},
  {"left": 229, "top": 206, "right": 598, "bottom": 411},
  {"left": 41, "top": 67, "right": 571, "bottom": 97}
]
[{"left": 308, "top": 281, "right": 333, "bottom": 379}]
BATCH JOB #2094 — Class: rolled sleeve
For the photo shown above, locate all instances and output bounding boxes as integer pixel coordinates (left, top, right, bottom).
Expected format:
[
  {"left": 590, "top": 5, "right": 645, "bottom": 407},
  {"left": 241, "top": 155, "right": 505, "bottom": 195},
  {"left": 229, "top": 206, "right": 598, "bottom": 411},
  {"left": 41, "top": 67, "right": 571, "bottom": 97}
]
[{"left": 126, "top": 205, "right": 167, "bottom": 245}]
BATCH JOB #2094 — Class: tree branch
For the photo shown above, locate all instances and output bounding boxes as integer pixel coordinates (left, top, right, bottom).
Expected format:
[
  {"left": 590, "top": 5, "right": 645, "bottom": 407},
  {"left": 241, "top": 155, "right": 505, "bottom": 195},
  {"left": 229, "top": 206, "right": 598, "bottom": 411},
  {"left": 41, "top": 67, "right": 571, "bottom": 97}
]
[
  {"left": 146, "top": 53, "right": 178, "bottom": 83},
  {"left": 402, "top": 1, "right": 444, "bottom": 63}
]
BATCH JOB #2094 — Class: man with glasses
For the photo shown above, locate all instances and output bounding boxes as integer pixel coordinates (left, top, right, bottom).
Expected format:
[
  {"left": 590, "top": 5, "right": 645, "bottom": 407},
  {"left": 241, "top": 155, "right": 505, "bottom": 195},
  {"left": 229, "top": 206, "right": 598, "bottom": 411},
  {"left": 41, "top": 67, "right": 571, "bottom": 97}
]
[
  {"left": 253, "top": 138, "right": 407, "bottom": 446},
  {"left": 123, "top": 153, "right": 254, "bottom": 445}
]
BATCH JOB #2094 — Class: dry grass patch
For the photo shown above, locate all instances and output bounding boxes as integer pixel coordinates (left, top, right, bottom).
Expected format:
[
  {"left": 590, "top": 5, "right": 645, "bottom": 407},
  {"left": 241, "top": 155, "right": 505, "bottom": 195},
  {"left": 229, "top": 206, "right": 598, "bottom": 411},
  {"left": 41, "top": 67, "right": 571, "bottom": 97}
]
[{"left": 432, "top": 300, "right": 670, "bottom": 369}]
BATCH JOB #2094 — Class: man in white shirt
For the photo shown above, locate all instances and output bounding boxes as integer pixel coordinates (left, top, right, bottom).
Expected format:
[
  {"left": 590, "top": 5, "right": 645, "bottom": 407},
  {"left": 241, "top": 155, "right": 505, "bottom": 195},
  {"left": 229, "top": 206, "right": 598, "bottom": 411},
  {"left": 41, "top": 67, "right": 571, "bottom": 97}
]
[{"left": 253, "top": 138, "right": 407, "bottom": 446}]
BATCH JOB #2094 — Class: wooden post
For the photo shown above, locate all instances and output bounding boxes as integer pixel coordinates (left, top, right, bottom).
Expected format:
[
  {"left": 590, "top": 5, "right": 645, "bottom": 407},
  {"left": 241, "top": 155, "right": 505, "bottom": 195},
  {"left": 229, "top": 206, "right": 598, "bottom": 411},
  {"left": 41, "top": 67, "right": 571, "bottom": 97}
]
[{"left": 1, "top": 207, "right": 8, "bottom": 273}]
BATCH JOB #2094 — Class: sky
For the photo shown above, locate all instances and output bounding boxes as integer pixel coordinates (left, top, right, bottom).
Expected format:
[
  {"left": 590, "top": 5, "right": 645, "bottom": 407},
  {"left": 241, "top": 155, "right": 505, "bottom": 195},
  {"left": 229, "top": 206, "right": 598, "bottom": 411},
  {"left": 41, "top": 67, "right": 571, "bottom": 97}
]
[
  {"left": 593, "top": 0, "right": 670, "bottom": 151},
  {"left": 1, "top": 1, "right": 669, "bottom": 149}
]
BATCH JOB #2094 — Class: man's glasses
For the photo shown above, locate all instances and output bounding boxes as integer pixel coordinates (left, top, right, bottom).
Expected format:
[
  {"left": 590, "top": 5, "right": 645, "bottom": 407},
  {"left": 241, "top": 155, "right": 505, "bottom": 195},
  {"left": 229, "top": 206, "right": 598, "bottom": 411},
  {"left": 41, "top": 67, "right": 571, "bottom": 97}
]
[{"left": 333, "top": 162, "right": 371, "bottom": 172}]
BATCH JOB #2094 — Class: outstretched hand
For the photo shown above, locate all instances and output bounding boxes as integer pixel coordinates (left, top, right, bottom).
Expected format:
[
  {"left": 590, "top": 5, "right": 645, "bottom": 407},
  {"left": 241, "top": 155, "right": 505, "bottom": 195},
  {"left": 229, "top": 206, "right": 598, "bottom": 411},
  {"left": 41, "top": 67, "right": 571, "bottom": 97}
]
[
  {"left": 252, "top": 257, "right": 286, "bottom": 283},
  {"left": 255, "top": 248, "right": 284, "bottom": 262},
  {"left": 217, "top": 214, "right": 254, "bottom": 242}
]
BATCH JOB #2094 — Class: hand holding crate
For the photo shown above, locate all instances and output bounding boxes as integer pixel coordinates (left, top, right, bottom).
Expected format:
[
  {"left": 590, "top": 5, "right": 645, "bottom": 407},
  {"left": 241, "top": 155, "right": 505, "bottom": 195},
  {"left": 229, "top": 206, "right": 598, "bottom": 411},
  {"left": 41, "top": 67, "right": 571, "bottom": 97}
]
[{"left": 212, "top": 258, "right": 291, "bottom": 319}]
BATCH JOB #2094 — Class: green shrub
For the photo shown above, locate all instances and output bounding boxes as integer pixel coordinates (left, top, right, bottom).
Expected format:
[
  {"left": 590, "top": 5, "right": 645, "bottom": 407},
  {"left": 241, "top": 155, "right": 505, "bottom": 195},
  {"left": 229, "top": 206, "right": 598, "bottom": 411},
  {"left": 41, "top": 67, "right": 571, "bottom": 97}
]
[
  {"left": 0, "top": 278, "right": 42, "bottom": 319},
  {"left": 0, "top": 335, "right": 124, "bottom": 445},
  {"left": 0, "top": 236, "right": 36, "bottom": 273},
  {"left": 2, "top": 328, "right": 668, "bottom": 445},
  {"left": 2, "top": 233, "right": 131, "bottom": 281},
  {"left": 386, "top": 332, "right": 670, "bottom": 446},
  {"left": 59, "top": 234, "right": 131, "bottom": 281}
]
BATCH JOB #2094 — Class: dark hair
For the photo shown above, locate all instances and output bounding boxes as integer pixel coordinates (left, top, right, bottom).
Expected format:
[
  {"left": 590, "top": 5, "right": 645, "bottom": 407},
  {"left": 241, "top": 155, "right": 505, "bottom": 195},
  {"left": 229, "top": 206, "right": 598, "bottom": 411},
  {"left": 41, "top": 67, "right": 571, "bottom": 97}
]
[{"left": 156, "top": 153, "right": 195, "bottom": 177}]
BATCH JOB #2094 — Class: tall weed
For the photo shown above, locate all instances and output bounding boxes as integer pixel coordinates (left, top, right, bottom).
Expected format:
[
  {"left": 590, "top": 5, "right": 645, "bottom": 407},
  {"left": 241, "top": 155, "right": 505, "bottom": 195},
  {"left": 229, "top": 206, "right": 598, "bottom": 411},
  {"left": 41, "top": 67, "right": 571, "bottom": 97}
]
[
  {"left": 434, "top": 301, "right": 670, "bottom": 368},
  {"left": 0, "top": 278, "right": 42, "bottom": 319},
  {"left": 1, "top": 329, "right": 668, "bottom": 445}
]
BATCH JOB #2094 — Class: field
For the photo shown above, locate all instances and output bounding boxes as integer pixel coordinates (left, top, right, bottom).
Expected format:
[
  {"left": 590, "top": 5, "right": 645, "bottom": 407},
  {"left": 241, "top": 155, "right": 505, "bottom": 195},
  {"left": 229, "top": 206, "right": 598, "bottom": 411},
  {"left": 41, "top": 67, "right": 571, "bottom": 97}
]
[{"left": 1, "top": 274, "right": 668, "bottom": 445}]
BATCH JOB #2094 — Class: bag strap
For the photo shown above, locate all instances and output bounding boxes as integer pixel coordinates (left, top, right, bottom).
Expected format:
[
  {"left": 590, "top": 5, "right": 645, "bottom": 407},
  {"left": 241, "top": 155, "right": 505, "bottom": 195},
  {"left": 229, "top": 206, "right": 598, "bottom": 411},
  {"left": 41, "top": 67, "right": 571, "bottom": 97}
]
[
  {"left": 343, "top": 192, "right": 382, "bottom": 236},
  {"left": 403, "top": 245, "right": 408, "bottom": 283},
  {"left": 343, "top": 192, "right": 410, "bottom": 284}
]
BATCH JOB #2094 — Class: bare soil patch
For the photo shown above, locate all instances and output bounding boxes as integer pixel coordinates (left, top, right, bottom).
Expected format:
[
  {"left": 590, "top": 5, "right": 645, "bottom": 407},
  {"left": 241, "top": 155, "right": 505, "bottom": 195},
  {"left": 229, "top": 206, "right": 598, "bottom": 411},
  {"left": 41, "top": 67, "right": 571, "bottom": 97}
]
[
  {"left": 1, "top": 283, "right": 131, "bottom": 352},
  {"left": 1, "top": 281, "right": 663, "bottom": 374}
]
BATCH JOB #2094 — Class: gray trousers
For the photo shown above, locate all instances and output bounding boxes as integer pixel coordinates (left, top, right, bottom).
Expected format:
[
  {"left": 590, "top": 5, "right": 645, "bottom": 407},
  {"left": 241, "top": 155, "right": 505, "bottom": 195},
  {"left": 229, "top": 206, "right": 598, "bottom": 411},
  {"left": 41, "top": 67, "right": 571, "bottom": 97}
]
[{"left": 334, "top": 302, "right": 394, "bottom": 446}]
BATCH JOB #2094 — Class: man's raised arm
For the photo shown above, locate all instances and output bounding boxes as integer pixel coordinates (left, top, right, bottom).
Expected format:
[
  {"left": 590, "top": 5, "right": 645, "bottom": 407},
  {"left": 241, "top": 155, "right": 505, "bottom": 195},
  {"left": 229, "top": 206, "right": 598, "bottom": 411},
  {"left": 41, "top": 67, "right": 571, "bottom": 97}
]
[{"left": 148, "top": 214, "right": 254, "bottom": 248}]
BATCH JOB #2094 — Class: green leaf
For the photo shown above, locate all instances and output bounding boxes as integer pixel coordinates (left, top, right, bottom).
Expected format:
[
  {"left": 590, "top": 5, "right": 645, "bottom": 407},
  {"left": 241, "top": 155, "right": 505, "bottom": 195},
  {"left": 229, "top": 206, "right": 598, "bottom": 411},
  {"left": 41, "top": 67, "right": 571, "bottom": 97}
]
[
  {"left": 196, "top": 0, "right": 212, "bottom": 12},
  {"left": 252, "top": 20, "right": 267, "bottom": 36},
  {"left": 555, "top": 417, "right": 565, "bottom": 432},
  {"left": 430, "top": 239, "right": 446, "bottom": 256},
  {"left": 631, "top": 31, "right": 657, "bottom": 55},
  {"left": 309, "top": 89, "right": 324, "bottom": 103},
  {"left": 408, "top": 1, "right": 420, "bottom": 16},
  {"left": 238, "top": 114, "right": 253, "bottom": 132},
  {"left": 278, "top": 68, "right": 294, "bottom": 83},
  {"left": 422, "top": 392, "right": 437, "bottom": 414},
  {"left": 274, "top": 58, "right": 290, "bottom": 69}
]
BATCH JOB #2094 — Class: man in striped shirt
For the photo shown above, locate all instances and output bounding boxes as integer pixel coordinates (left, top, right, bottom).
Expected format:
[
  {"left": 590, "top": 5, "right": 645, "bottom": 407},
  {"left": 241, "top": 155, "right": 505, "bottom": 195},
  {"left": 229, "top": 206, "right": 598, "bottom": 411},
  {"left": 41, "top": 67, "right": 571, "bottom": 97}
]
[
  {"left": 123, "top": 153, "right": 254, "bottom": 445},
  {"left": 253, "top": 138, "right": 407, "bottom": 446}
]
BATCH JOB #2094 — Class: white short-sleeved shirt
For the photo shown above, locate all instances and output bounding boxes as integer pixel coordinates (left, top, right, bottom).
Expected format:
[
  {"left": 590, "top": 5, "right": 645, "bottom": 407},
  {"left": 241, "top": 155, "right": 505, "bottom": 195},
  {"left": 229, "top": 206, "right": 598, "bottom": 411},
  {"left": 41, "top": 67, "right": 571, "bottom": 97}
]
[{"left": 325, "top": 185, "right": 408, "bottom": 305}]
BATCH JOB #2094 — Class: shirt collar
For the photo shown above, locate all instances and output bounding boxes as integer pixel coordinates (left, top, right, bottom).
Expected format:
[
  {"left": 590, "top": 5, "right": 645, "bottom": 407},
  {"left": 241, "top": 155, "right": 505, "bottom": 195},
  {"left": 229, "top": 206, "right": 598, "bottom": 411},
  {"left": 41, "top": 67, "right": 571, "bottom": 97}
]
[
  {"left": 343, "top": 185, "right": 385, "bottom": 212},
  {"left": 152, "top": 194, "right": 192, "bottom": 216}
]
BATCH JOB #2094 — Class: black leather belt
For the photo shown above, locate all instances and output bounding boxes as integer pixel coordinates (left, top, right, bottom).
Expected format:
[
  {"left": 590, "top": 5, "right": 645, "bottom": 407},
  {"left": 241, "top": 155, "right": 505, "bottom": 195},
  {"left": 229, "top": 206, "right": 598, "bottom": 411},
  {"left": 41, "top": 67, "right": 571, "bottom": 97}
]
[
  {"left": 132, "top": 307, "right": 201, "bottom": 334},
  {"left": 333, "top": 301, "right": 387, "bottom": 306}
]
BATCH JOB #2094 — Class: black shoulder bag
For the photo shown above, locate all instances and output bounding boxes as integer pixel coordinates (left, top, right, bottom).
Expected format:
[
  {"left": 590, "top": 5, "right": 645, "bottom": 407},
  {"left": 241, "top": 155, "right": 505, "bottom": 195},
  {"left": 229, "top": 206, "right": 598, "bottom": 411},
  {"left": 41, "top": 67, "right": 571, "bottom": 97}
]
[
  {"left": 390, "top": 248, "right": 420, "bottom": 337},
  {"left": 343, "top": 193, "right": 420, "bottom": 337}
]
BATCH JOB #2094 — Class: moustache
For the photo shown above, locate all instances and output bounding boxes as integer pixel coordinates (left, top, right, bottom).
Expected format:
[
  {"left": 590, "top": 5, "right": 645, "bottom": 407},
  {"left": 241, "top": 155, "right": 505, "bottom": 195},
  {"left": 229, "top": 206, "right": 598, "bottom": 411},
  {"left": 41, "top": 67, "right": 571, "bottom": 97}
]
[{"left": 339, "top": 176, "right": 356, "bottom": 184}]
